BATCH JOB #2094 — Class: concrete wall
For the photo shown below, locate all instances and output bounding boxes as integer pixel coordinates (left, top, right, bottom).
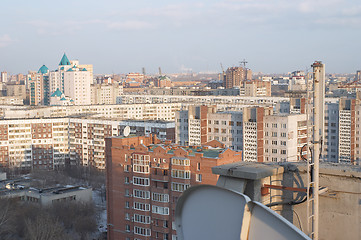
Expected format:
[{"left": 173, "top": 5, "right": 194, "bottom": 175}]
[
  {"left": 216, "top": 162, "right": 361, "bottom": 240},
  {"left": 213, "top": 162, "right": 360, "bottom": 240}
]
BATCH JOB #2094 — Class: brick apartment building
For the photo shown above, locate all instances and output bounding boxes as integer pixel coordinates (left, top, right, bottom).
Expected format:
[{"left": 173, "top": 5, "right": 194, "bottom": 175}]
[{"left": 105, "top": 135, "right": 242, "bottom": 240}]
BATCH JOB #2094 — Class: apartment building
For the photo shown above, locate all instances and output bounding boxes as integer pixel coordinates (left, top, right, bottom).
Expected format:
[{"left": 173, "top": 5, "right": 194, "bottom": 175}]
[
  {"left": 2, "top": 103, "right": 182, "bottom": 121},
  {"left": 0, "top": 118, "right": 69, "bottom": 170},
  {"left": 117, "top": 94, "right": 287, "bottom": 106},
  {"left": 176, "top": 105, "right": 272, "bottom": 162},
  {"left": 90, "top": 83, "right": 123, "bottom": 105},
  {"left": 243, "top": 80, "right": 271, "bottom": 97},
  {"left": 105, "top": 135, "right": 242, "bottom": 240},
  {"left": 30, "top": 54, "right": 93, "bottom": 106},
  {"left": 223, "top": 66, "right": 252, "bottom": 89},
  {"left": 263, "top": 114, "right": 307, "bottom": 162},
  {"left": 324, "top": 98, "right": 358, "bottom": 164},
  {"left": 0, "top": 117, "right": 174, "bottom": 170}
]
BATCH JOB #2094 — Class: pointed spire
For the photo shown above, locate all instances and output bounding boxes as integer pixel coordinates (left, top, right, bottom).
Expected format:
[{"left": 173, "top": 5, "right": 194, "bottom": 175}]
[
  {"left": 38, "top": 65, "right": 49, "bottom": 74},
  {"left": 59, "top": 53, "right": 71, "bottom": 66}
]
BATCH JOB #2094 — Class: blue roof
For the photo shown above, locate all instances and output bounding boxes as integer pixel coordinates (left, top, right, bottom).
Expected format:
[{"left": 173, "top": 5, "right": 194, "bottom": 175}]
[
  {"left": 60, "top": 97, "right": 67, "bottom": 101},
  {"left": 38, "top": 65, "right": 49, "bottom": 74},
  {"left": 51, "top": 88, "right": 63, "bottom": 97},
  {"left": 81, "top": 68, "right": 87, "bottom": 71},
  {"left": 67, "top": 68, "right": 74, "bottom": 72},
  {"left": 59, "top": 53, "right": 71, "bottom": 66}
]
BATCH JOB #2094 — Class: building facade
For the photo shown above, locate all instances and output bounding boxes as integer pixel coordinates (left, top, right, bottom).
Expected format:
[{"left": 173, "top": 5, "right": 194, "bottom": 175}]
[
  {"left": 90, "top": 83, "right": 123, "bottom": 105},
  {"left": 105, "top": 135, "right": 242, "bottom": 240},
  {"left": 223, "top": 66, "right": 252, "bottom": 89},
  {"left": 0, "top": 117, "right": 174, "bottom": 170}
]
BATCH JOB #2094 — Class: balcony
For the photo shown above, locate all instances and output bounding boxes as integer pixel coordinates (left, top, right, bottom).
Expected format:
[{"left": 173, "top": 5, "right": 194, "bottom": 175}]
[{"left": 151, "top": 174, "right": 169, "bottom": 182}]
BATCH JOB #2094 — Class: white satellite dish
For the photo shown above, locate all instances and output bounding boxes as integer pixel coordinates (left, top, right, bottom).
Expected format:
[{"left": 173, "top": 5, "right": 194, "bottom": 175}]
[
  {"left": 175, "top": 185, "right": 310, "bottom": 240},
  {"left": 123, "top": 126, "right": 130, "bottom": 137}
]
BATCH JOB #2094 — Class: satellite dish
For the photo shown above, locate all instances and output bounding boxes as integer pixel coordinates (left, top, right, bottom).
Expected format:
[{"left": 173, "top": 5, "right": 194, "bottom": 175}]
[
  {"left": 123, "top": 126, "right": 130, "bottom": 137},
  {"left": 175, "top": 185, "right": 310, "bottom": 240}
]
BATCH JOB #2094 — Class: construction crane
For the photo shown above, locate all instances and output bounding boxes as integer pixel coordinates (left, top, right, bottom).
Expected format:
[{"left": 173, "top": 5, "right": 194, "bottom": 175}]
[
  {"left": 220, "top": 63, "right": 224, "bottom": 74},
  {"left": 240, "top": 59, "right": 248, "bottom": 68},
  {"left": 338, "top": 70, "right": 361, "bottom": 88}
]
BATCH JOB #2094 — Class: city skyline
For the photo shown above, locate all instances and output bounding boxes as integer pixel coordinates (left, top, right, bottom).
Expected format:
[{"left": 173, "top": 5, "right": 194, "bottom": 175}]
[{"left": 1, "top": 0, "right": 361, "bottom": 74}]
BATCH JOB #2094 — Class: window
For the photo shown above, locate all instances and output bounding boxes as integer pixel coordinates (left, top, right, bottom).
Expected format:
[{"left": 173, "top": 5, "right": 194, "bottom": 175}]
[
  {"left": 171, "top": 170, "right": 190, "bottom": 179},
  {"left": 133, "top": 165, "right": 150, "bottom": 173},
  {"left": 163, "top": 220, "right": 169, "bottom": 228},
  {"left": 133, "top": 202, "right": 150, "bottom": 211},
  {"left": 171, "top": 158, "right": 190, "bottom": 166},
  {"left": 125, "top": 189, "right": 129, "bottom": 196},
  {"left": 126, "top": 224, "right": 130, "bottom": 232},
  {"left": 124, "top": 176, "right": 129, "bottom": 184},
  {"left": 125, "top": 212, "right": 130, "bottom": 220},
  {"left": 152, "top": 205, "right": 169, "bottom": 215},
  {"left": 134, "top": 226, "right": 151, "bottom": 236},
  {"left": 272, "top": 149, "right": 277, "bottom": 154},
  {"left": 197, "top": 162, "right": 200, "bottom": 171},
  {"left": 272, "top": 140, "right": 277, "bottom": 145},
  {"left": 133, "top": 189, "right": 150, "bottom": 199},
  {"left": 152, "top": 193, "right": 169, "bottom": 202},
  {"left": 133, "top": 177, "right": 150, "bottom": 186},
  {"left": 134, "top": 214, "right": 151, "bottom": 224},
  {"left": 172, "top": 183, "right": 190, "bottom": 192},
  {"left": 272, "top": 123, "right": 277, "bottom": 128},
  {"left": 281, "top": 150, "right": 286, "bottom": 154},
  {"left": 125, "top": 201, "right": 130, "bottom": 208},
  {"left": 196, "top": 174, "right": 202, "bottom": 182},
  {"left": 272, "top": 132, "right": 277, "bottom": 137},
  {"left": 124, "top": 165, "right": 130, "bottom": 172},
  {"left": 281, "top": 132, "right": 286, "bottom": 137}
]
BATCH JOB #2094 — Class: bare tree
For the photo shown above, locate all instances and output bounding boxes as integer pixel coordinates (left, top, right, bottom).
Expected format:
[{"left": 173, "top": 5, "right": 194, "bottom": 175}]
[{"left": 25, "top": 213, "right": 66, "bottom": 240}]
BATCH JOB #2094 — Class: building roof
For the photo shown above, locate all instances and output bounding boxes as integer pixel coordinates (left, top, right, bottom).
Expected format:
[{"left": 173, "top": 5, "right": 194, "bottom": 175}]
[
  {"left": 81, "top": 68, "right": 87, "bottom": 71},
  {"left": 38, "top": 65, "right": 49, "bottom": 74},
  {"left": 59, "top": 53, "right": 71, "bottom": 66},
  {"left": 51, "top": 88, "right": 63, "bottom": 97},
  {"left": 60, "top": 97, "right": 67, "bottom": 101}
]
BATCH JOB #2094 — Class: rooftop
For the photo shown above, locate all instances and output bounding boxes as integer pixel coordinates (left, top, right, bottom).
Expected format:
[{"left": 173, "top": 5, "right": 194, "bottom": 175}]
[{"left": 59, "top": 53, "right": 71, "bottom": 66}]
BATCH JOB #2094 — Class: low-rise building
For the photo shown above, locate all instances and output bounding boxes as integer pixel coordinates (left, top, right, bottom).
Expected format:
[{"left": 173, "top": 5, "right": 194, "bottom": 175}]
[{"left": 0, "top": 185, "right": 92, "bottom": 206}]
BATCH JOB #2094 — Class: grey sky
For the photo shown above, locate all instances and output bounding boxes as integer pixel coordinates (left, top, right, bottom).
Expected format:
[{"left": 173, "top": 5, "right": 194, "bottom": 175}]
[{"left": 1, "top": 0, "right": 360, "bottom": 74}]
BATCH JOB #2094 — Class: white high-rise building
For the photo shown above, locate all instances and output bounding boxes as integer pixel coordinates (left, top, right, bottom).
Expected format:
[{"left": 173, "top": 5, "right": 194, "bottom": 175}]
[
  {"left": 48, "top": 54, "right": 93, "bottom": 105},
  {"left": 1, "top": 71, "right": 7, "bottom": 83}
]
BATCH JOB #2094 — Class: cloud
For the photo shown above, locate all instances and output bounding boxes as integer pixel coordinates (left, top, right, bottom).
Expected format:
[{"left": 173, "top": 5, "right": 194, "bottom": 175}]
[{"left": 0, "top": 34, "right": 14, "bottom": 48}]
